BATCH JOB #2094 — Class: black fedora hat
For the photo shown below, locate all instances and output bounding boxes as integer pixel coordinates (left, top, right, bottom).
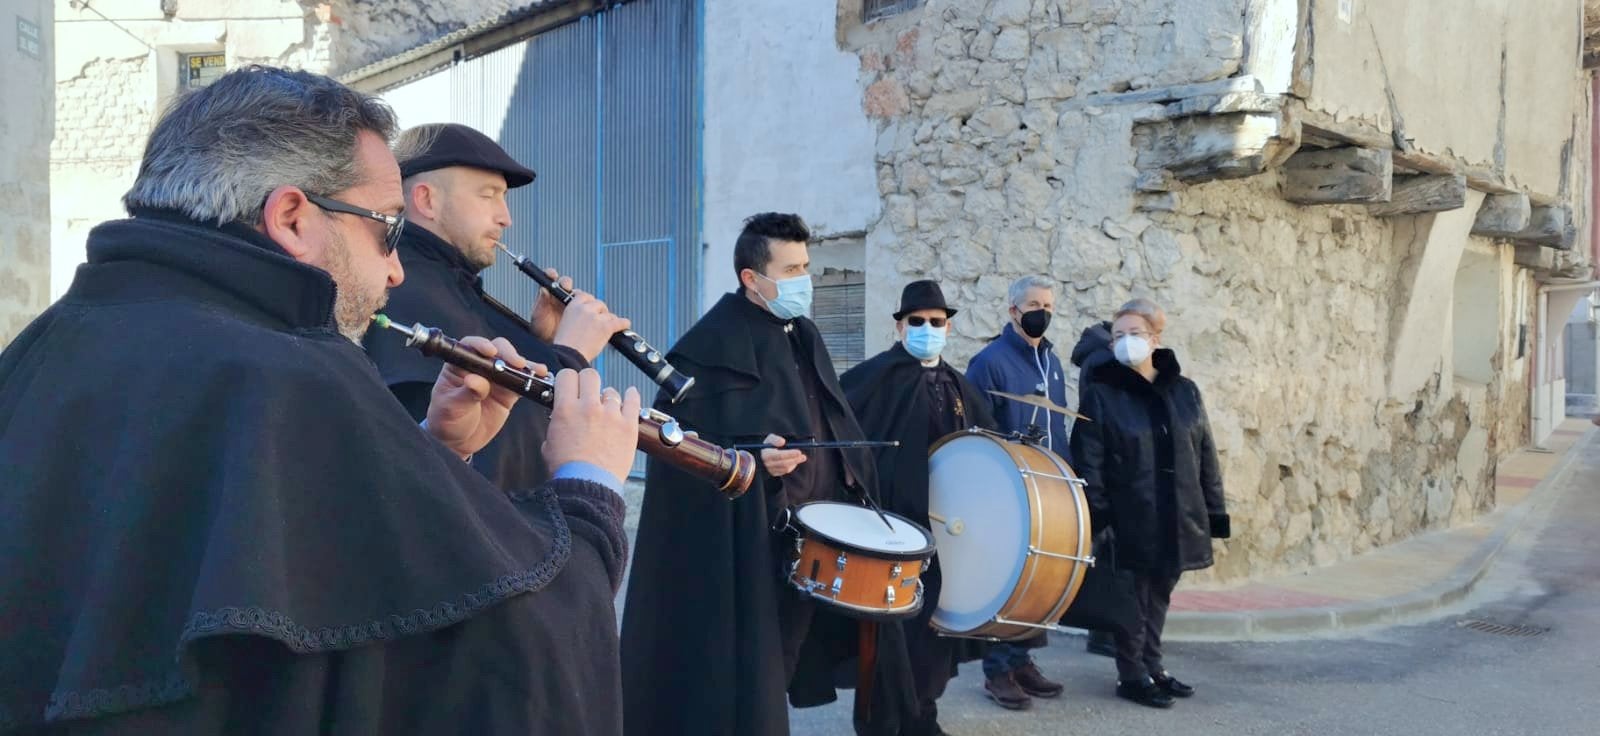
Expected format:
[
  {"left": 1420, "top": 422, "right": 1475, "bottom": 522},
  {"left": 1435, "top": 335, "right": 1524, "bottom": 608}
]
[{"left": 894, "top": 279, "right": 958, "bottom": 320}]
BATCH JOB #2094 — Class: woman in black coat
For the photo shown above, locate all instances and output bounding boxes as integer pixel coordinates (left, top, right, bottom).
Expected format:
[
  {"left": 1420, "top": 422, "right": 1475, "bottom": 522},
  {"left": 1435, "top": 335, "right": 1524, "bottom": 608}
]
[{"left": 1068, "top": 298, "right": 1230, "bottom": 709}]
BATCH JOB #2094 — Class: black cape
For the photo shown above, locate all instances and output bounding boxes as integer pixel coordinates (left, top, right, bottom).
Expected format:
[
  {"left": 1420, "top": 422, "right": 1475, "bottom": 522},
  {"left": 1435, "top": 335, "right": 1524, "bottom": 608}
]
[
  {"left": 0, "top": 214, "right": 628, "bottom": 735},
  {"left": 361, "top": 222, "right": 588, "bottom": 491},
  {"left": 839, "top": 344, "right": 996, "bottom": 732},
  {"left": 620, "top": 293, "right": 909, "bottom": 736}
]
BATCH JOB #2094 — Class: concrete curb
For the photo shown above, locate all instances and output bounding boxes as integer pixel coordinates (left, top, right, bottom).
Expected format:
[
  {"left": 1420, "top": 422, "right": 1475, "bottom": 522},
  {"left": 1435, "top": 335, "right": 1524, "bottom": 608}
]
[{"left": 1162, "top": 428, "right": 1595, "bottom": 641}]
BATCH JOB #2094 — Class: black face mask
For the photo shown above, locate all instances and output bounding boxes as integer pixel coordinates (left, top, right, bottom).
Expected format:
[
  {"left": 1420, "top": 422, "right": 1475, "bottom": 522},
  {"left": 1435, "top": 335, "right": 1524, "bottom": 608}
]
[{"left": 1018, "top": 308, "right": 1051, "bottom": 339}]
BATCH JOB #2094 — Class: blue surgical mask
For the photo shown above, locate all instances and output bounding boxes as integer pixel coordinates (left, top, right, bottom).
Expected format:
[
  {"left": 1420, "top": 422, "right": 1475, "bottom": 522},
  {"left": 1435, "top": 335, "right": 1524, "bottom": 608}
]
[
  {"left": 904, "top": 324, "right": 947, "bottom": 361},
  {"left": 754, "top": 272, "right": 813, "bottom": 320}
]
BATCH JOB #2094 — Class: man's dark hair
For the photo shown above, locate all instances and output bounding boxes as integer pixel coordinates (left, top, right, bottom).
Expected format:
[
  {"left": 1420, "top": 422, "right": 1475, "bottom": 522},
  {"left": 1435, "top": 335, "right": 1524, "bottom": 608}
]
[{"left": 733, "top": 212, "right": 811, "bottom": 284}]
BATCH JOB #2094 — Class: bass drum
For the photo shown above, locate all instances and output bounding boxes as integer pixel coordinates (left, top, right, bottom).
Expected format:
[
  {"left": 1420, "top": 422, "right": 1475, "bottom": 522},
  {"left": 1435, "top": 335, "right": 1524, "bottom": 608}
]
[{"left": 926, "top": 429, "right": 1094, "bottom": 641}]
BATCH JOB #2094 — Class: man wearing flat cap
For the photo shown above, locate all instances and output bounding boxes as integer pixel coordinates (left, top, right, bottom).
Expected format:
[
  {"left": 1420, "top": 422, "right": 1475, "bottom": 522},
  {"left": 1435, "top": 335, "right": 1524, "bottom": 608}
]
[
  {"left": 364, "top": 123, "right": 628, "bottom": 490},
  {"left": 838, "top": 280, "right": 997, "bottom": 736}
]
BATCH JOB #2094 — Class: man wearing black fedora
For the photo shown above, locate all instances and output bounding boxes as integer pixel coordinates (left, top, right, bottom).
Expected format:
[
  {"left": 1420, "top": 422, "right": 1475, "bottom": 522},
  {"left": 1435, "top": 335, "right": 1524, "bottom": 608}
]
[{"left": 840, "top": 280, "right": 999, "bottom": 735}]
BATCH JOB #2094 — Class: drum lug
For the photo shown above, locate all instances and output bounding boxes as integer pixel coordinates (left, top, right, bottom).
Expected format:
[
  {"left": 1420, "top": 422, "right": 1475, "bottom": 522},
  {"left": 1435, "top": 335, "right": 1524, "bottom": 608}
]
[
  {"left": 885, "top": 585, "right": 896, "bottom": 605},
  {"left": 836, "top": 552, "right": 848, "bottom": 571},
  {"left": 831, "top": 577, "right": 844, "bottom": 597},
  {"left": 889, "top": 562, "right": 901, "bottom": 579}
]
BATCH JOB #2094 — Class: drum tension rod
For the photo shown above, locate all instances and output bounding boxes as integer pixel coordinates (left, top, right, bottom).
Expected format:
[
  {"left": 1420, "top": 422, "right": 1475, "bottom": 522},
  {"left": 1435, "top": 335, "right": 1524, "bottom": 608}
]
[
  {"left": 1017, "top": 469, "right": 1088, "bottom": 486},
  {"left": 1026, "top": 546, "right": 1097, "bottom": 566},
  {"left": 991, "top": 616, "right": 1067, "bottom": 634}
]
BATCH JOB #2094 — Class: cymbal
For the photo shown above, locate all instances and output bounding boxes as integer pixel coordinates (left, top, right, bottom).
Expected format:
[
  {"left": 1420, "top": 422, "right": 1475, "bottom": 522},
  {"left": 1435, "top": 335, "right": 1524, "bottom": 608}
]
[{"left": 987, "top": 390, "right": 1090, "bottom": 422}]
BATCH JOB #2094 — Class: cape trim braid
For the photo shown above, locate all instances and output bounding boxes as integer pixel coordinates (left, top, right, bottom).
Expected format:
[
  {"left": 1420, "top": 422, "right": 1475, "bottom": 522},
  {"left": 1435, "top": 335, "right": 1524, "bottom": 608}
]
[{"left": 41, "top": 485, "right": 573, "bottom": 723}]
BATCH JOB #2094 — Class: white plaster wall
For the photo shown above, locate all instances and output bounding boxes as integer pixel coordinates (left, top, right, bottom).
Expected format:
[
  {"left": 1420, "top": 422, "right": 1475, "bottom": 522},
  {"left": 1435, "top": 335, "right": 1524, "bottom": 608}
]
[
  {"left": 700, "top": 0, "right": 881, "bottom": 311},
  {"left": 1306, "top": 0, "right": 1581, "bottom": 195},
  {"left": 1452, "top": 247, "right": 1501, "bottom": 385},
  {"left": 2, "top": 0, "right": 54, "bottom": 347}
]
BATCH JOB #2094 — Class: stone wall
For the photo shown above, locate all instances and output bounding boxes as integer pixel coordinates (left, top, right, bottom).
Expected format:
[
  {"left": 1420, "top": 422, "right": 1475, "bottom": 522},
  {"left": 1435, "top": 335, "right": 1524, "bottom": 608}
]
[
  {"left": 840, "top": 0, "right": 1572, "bottom": 581},
  {"left": 2, "top": 0, "right": 53, "bottom": 346}
]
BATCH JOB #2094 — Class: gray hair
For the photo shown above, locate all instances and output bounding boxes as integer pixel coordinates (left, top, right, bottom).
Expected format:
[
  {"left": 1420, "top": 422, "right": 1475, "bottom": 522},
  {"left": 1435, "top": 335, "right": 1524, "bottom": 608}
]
[
  {"left": 1007, "top": 275, "right": 1055, "bottom": 308},
  {"left": 1114, "top": 297, "right": 1167, "bottom": 333},
  {"left": 394, "top": 124, "right": 447, "bottom": 176},
  {"left": 123, "top": 65, "right": 398, "bottom": 226}
]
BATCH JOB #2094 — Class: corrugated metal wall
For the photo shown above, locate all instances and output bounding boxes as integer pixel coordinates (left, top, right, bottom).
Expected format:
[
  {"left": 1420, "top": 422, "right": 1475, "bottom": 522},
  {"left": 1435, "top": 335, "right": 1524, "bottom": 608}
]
[{"left": 380, "top": 0, "right": 698, "bottom": 475}]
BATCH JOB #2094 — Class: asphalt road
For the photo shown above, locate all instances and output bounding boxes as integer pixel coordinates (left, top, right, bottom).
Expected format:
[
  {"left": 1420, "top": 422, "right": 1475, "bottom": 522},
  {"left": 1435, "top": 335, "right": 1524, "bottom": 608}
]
[{"left": 788, "top": 436, "right": 1600, "bottom": 736}]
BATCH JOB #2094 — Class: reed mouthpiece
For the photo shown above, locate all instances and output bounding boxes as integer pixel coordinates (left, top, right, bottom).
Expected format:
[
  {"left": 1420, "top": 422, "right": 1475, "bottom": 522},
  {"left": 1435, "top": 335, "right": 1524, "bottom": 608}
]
[
  {"left": 371, "top": 313, "right": 414, "bottom": 337},
  {"left": 493, "top": 242, "right": 521, "bottom": 262}
]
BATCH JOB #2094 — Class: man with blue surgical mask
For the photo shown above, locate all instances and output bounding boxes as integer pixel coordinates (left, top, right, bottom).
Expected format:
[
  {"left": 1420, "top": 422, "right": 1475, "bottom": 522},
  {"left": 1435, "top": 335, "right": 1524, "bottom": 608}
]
[
  {"left": 840, "top": 279, "right": 998, "bottom": 736},
  {"left": 623, "top": 213, "right": 897, "bottom": 736}
]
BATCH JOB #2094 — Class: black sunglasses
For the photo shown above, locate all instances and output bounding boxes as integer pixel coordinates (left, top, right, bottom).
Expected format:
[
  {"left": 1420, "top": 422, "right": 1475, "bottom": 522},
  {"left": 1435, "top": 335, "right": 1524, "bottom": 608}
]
[
  {"left": 905, "top": 316, "right": 948, "bottom": 328},
  {"left": 304, "top": 192, "right": 404, "bottom": 255}
]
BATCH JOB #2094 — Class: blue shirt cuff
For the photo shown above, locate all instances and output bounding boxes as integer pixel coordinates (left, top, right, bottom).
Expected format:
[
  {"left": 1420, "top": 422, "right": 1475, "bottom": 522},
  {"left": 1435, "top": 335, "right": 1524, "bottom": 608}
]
[{"left": 552, "top": 461, "right": 623, "bottom": 494}]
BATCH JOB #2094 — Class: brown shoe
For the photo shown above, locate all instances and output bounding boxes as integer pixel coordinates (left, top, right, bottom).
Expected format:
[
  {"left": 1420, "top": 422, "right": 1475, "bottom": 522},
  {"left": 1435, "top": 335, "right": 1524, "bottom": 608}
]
[
  {"left": 983, "top": 673, "right": 1032, "bottom": 710},
  {"left": 1012, "top": 663, "right": 1064, "bottom": 698}
]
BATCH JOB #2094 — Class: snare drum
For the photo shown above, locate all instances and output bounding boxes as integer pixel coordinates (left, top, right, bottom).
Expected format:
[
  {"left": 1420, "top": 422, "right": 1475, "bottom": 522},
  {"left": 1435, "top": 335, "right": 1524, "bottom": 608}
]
[
  {"left": 926, "top": 429, "right": 1095, "bottom": 640},
  {"left": 784, "top": 501, "right": 935, "bottom": 621}
]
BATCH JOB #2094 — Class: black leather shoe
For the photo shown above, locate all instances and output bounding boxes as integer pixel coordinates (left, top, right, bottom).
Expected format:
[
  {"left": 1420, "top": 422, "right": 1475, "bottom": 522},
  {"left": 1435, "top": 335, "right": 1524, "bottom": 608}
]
[
  {"left": 1085, "top": 630, "right": 1116, "bottom": 658},
  {"left": 1152, "top": 671, "right": 1194, "bottom": 698},
  {"left": 1116, "top": 678, "right": 1175, "bottom": 709}
]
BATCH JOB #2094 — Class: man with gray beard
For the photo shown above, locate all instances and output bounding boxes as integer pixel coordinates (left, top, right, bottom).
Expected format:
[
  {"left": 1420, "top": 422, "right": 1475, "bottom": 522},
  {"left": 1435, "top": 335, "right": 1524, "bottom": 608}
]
[{"left": 0, "top": 66, "right": 641, "bottom": 735}]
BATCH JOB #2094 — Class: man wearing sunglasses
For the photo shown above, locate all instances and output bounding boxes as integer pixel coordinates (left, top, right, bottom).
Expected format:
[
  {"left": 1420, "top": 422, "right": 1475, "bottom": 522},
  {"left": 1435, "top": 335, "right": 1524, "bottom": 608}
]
[
  {"left": 364, "top": 122, "right": 628, "bottom": 492},
  {"left": 839, "top": 280, "right": 998, "bottom": 736},
  {"left": 0, "top": 67, "right": 642, "bottom": 735}
]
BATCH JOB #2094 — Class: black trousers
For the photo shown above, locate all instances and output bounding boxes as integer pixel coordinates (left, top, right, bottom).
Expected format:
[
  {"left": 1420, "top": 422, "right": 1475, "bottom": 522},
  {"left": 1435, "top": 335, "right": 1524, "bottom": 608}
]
[{"left": 1114, "top": 571, "right": 1182, "bottom": 683}]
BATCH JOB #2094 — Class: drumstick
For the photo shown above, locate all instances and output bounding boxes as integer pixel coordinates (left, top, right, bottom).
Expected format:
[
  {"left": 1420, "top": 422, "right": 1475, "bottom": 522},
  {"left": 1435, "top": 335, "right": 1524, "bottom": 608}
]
[
  {"left": 731, "top": 440, "right": 901, "bottom": 451},
  {"left": 927, "top": 512, "right": 965, "bottom": 536}
]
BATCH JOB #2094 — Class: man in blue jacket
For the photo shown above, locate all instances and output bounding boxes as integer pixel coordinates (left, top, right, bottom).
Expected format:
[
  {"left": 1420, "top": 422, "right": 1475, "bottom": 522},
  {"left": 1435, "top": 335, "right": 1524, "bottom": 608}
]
[{"left": 963, "top": 274, "right": 1070, "bottom": 710}]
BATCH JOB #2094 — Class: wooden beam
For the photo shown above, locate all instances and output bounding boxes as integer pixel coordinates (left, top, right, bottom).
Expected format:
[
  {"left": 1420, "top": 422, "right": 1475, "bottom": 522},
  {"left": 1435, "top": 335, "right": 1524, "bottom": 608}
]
[
  {"left": 1471, "top": 193, "right": 1532, "bottom": 238},
  {"left": 1280, "top": 147, "right": 1393, "bottom": 204},
  {"left": 1135, "top": 92, "right": 1285, "bottom": 123},
  {"left": 1292, "top": 100, "right": 1517, "bottom": 195},
  {"left": 1510, "top": 205, "right": 1575, "bottom": 249},
  {"left": 1134, "top": 110, "right": 1300, "bottom": 184},
  {"left": 1369, "top": 174, "right": 1467, "bottom": 217},
  {"left": 1391, "top": 149, "right": 1514, "bottom": 195}
]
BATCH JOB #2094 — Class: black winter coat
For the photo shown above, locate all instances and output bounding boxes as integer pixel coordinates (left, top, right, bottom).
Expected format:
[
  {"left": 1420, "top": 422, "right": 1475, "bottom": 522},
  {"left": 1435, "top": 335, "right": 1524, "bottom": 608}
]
[{"left": 1069, "top": 349, "right": 1230, "bottom": 573}]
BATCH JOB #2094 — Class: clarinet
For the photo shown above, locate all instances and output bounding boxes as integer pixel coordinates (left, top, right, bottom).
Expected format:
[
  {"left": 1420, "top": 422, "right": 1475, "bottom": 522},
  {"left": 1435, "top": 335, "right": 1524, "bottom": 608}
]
[
  {"left": 373, "top": 315, "right": 753, "bottom": 498},
  {"left": 494, "top": 243, "right": 695, "bottom": 404}
]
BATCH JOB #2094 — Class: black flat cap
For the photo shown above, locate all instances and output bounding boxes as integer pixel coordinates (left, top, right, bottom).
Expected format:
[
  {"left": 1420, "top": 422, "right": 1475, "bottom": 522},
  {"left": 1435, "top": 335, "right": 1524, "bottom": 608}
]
[
  {"left": 397, "top": 123, "right": 537, "bottom": 188},
  {"left": 894, "top": 279, "right": 958, "bottom": 320}
]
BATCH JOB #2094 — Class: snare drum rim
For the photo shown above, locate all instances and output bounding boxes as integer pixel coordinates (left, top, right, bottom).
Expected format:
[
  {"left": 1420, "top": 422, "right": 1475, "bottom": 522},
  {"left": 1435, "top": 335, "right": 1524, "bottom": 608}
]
[
  {"left": 794, "top": 587, "right": 927, "bottom": 621},
  {"left": 789, "top": 501, "right": 936, "bottom": 561}
]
